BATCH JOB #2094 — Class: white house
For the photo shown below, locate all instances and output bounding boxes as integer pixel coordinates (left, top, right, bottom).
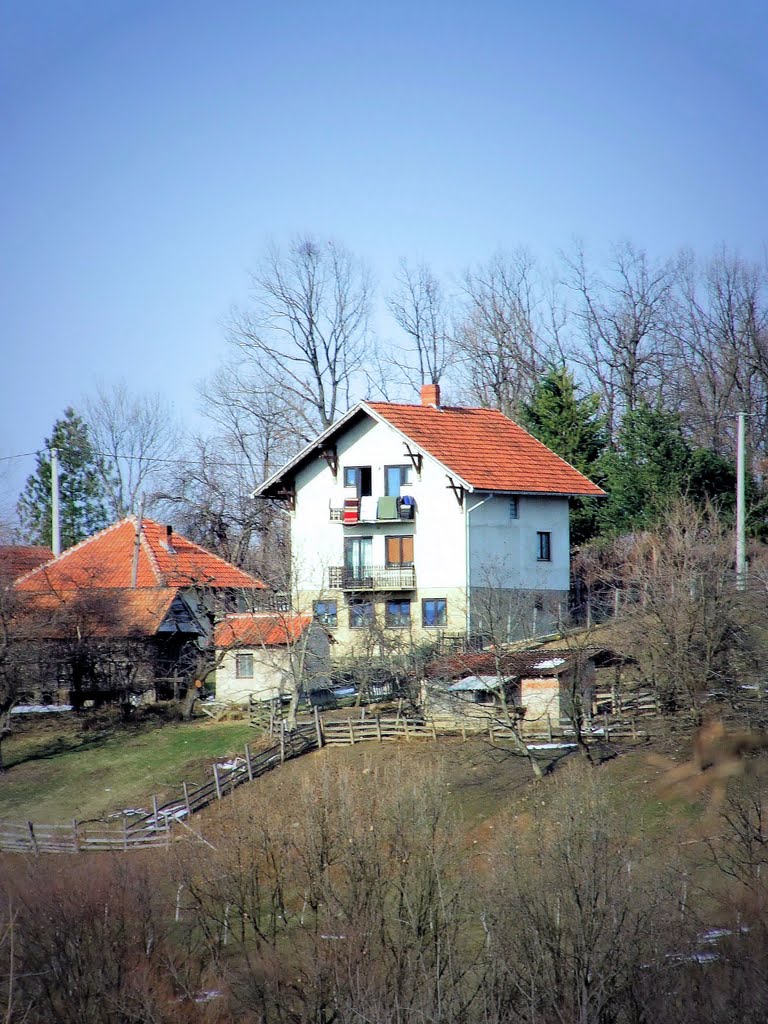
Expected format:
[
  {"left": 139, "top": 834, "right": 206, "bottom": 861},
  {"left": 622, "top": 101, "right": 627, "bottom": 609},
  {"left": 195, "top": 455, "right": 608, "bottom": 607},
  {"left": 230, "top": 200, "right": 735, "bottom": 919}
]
[
  {"left": 214, "top": 612, "right": 330, "bottom": 704},
  {"left": 254, "top": 385, "right": 604, "bottom": 654}
]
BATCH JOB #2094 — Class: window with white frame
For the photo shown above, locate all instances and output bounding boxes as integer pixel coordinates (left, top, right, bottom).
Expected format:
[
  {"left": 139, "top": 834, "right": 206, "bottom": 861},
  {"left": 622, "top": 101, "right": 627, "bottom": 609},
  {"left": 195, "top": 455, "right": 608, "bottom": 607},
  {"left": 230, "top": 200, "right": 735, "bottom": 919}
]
[{"left": 235, "top": 653, "right": 254, "bottom": 678}]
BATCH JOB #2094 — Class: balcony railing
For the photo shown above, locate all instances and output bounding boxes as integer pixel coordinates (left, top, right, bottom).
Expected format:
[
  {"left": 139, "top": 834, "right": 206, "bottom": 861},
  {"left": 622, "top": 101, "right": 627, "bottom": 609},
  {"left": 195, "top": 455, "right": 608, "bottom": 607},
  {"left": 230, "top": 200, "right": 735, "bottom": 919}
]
[
  {"left": 328, "top": 565, "right": 416, "bottom": 591},
  {"left": 329, "top": 507, "right": 416, "bottom": 524}
]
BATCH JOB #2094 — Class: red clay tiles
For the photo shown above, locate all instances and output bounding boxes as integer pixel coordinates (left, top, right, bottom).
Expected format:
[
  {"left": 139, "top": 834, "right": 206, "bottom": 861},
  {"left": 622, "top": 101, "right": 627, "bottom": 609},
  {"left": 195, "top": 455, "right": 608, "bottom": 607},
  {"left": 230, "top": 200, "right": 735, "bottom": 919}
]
[
  {"left": 214, "top": 613, "right": 311, "bottom": 649},
  {"left": 367, "top": 403, "right": 604, "bottom": 496},
  {"left": 15, "top": 518, "right": 265, "bottom": 593}
]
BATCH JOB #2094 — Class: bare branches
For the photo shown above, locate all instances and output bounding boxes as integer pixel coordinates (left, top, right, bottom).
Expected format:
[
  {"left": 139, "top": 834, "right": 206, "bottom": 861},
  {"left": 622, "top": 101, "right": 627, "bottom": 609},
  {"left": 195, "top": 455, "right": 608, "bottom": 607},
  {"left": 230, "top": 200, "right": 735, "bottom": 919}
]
[
  {"left": 227, "top": 236, "right": 372, "bottom": 436},
  {"left": 84, "top": 381, "right": 179, "bottom": 518},
  {"left": 386, "top": 260, "right": 454, "bottom": 392}
]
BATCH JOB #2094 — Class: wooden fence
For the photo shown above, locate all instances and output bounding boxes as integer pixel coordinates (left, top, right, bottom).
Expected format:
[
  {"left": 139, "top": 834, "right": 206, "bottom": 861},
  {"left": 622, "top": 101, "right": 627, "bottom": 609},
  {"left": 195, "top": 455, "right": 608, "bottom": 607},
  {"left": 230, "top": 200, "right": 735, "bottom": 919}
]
[{"left": 0, "top": 692, "right": 665, "bottom": 855}]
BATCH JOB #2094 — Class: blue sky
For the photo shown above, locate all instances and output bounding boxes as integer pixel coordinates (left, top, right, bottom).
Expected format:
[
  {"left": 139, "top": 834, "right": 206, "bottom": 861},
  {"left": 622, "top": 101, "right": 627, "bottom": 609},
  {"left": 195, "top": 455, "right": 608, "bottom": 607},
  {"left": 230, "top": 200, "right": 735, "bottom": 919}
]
[{"left": 2, "top": 0, "right": 767, "bottom": 513}]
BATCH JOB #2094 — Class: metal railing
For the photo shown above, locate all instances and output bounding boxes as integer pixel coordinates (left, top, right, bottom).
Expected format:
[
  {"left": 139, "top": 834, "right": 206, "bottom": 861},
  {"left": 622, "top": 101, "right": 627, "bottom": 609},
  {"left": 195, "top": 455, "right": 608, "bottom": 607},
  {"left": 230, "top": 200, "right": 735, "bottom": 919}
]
[{"left": 328, "top": 565, "right": 416, "bottom": 591}]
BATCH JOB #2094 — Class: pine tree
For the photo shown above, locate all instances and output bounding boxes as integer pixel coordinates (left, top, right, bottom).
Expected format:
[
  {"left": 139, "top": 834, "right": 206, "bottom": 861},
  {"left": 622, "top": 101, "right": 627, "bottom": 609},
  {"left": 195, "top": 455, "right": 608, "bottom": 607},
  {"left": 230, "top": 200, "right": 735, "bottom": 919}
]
[
  {"left": 17, "top": 408, "right": 112, "bottom": 550},
  {"left": 522, "top": 366, "right": 607, "bottom": 545}
]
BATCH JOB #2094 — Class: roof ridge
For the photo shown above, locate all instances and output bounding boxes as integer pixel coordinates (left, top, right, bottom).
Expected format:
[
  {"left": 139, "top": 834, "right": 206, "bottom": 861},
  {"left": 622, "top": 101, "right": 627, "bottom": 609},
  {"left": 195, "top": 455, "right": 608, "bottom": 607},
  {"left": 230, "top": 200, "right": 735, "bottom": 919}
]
[
  {"left": 13, "top": 518, "right": 130, "bottom": 587},
  {"left": 138, "top": 526, "right": 164, "bottom": 585}
]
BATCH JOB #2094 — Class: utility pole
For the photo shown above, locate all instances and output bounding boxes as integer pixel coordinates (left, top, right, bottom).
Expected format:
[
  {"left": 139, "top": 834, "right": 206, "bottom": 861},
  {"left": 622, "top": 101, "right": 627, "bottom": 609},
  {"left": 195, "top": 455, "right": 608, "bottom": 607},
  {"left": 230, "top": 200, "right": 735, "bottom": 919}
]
[
  {"left": 736, "top": 411, "right": 746, "bottom": 591},
  {"left": 131, "top": 493, "right": 145, "bottom": 588},
  {"left": 50, "top": 446, "right": 61, "bottom": 556}
]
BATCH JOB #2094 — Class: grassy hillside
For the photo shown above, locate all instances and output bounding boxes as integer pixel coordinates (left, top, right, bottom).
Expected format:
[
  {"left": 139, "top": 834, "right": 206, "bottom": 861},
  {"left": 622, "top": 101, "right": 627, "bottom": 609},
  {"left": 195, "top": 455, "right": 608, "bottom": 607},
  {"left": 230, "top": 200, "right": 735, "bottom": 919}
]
[{"left": 0, "top": 713, "right": 255, "bottom": 822}]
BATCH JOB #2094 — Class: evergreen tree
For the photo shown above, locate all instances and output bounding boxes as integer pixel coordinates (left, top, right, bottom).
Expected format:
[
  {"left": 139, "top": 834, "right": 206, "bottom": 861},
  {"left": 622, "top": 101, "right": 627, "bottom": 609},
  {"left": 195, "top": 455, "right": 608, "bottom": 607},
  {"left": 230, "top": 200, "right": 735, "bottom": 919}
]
[
  {"left": 522, "top": 366, "right": 608, "bottom": 545},
  {"left": 597, "top": 405, "right": 752, "bottom": 535},
  {"left": 17, "top": 408, "right": 112, "bottom": 550}
]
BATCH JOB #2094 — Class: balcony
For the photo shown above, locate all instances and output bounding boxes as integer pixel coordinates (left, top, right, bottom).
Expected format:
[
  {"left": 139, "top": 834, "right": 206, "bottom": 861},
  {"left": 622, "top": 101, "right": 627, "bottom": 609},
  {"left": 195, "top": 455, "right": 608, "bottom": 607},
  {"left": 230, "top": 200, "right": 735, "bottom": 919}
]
[
  {"left": 328, "top": 565, "right": 416, "bottom": 591},
  {"left": 329, "top": 497, "right": 416, "bottom": 524}
]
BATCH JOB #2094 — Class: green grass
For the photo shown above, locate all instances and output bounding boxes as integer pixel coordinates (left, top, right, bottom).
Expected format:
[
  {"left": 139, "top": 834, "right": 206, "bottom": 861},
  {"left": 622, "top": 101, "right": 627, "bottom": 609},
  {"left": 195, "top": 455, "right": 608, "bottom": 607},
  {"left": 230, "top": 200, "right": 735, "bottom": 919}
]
[{"left": 0, "top": 715, "right": 255, "bottom": 823}]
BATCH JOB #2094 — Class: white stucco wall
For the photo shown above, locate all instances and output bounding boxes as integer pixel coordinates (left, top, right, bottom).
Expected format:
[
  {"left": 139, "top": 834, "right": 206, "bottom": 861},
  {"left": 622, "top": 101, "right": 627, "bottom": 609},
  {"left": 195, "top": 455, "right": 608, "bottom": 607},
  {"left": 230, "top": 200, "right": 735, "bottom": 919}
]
[
  {"left": 289, "top": 412, "right": 574, "bottom": 650},
  {"left": 291, "top": 415, "right": 468, "bottom": 597},
  {"left": 215, "top": 649, "right": 290, "bottom": 704}
]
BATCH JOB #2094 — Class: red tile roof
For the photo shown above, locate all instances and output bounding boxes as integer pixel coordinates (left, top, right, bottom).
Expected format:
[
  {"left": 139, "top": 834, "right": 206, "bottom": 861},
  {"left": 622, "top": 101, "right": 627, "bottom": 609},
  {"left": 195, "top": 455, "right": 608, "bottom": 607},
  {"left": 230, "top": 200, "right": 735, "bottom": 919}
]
[
  {"left": 425, "top": 649, "right": 586, "bottom": 680},
  {"left": 0, "top": 545, "right": 54, "bottom": 583},
  {"left": 367, "top": 403, "right": 604, "bottom": 496},
  {"left": 15, "top": 518, "right": 266, "bottom": 594},
  {"left": 214, "top": 613, "right": 311, "bottom": 649},
  {"left": 13, "top": 588, "right": 178, "bottom": 639}
]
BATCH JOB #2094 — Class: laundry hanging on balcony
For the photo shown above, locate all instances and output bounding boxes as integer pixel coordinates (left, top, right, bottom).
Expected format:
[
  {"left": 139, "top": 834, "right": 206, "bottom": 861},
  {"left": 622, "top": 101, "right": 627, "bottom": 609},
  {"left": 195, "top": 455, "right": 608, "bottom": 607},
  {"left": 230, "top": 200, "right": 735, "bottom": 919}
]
[
  {"left": 359, "top": 495, "right": 378, "bottom": 521},
  {"left": 398, "top": 494, "right": 416, "bottom": 520},
  {"left": 343, "top": 498, "right": 360, "bottom": 523},
  {"left": 377, "top": 496, "right": 399, "bottom": 519}
]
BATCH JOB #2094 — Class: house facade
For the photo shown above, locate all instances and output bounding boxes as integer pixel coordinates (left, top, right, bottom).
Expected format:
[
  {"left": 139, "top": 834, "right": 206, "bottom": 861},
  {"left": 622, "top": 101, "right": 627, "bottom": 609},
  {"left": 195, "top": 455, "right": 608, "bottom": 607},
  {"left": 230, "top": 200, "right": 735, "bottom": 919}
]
[
  {"left": 12, "top": 517, "right": 268, "bottom": 704},
  {"left": 255, "top": 385, "right": 604, "bottom": 655},
  {"left": 214, "top": 612, "right": 330, "bottom": 704}
]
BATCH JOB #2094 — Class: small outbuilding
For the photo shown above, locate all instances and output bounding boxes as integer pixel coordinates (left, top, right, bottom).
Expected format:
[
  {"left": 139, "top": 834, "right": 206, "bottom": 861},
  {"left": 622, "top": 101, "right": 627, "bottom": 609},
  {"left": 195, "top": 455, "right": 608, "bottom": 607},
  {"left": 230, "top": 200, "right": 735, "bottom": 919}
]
[{"left": 214, "top": 612, "right": 331, "bottom": 704}]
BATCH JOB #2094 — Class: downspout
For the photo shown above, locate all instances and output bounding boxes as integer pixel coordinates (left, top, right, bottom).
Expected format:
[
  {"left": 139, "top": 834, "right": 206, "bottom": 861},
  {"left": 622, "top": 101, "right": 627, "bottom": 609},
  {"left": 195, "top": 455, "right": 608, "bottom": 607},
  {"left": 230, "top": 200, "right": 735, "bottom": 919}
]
[{"left": 464, "top": 493, "right": 494, "bottom": 637}]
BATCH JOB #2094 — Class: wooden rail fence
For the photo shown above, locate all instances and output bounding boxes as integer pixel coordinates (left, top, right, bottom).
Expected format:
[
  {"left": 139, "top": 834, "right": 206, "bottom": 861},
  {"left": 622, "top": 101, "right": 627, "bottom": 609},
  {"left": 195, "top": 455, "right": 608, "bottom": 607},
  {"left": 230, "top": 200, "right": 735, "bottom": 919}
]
[{"left": 1, "top": 694, "right": 664, "bottom": 855}]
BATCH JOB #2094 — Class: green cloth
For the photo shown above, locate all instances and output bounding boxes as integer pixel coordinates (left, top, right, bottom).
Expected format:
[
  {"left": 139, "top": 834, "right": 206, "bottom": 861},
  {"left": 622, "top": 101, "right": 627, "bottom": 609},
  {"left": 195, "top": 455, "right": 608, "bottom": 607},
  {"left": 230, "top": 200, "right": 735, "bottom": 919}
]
[{"left": 377, "top": 496, "right": 398, "bottom": 519}]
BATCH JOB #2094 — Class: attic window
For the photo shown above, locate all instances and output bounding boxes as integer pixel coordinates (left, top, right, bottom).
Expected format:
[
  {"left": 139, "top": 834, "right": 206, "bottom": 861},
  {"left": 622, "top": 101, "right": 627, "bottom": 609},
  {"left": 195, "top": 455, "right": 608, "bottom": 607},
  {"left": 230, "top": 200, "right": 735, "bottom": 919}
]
[{"left": 509, "top": 497, "right": 519, "bottom": 520}]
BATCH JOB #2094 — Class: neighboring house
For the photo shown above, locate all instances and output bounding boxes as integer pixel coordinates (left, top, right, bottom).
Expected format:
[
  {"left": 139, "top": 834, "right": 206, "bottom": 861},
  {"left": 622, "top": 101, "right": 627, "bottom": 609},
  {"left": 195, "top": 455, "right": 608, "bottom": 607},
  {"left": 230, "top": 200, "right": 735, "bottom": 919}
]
[
  {"left": 255, "top": 384, "right": 604, "bottom": 655},
  {"left": 11, "top": 517, "right": 267, "bottom": 704},
  {"left": 214, "top": 612, "right": 330, "bottom": 704},
  {"left": 422, "top": 649, "right": 596, "bottom": 734}
]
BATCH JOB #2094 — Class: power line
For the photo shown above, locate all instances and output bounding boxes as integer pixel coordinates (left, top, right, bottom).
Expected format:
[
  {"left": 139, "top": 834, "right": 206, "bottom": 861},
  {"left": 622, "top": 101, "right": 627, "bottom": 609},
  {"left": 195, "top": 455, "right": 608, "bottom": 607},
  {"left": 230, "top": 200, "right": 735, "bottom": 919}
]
[{"left": 0, "top": 448, "right": 261, "bottom": 471}]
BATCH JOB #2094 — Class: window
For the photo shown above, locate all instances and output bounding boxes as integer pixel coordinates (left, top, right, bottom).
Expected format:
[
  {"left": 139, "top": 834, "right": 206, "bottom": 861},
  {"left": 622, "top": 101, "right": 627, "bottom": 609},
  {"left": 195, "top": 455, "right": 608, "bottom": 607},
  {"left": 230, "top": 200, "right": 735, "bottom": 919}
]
[
  {"left": 385, "top": 535, "right": 414, "bottom": 567},
  {"left": 235, "top": 653, "right": 254, "bottom": 678},
  {"left": 537, "top": 531, "right": 552, "bottom": 561},
  {"left": 422, "top": 598, "right": 447, "bottom": 627},
  {"left": 349, "top": 600, "right": 375, "bottom": 629},
  {"left": 344, "top": 536, "right": 373, "bottom": 577},
  {"left": 385, "top": 465, "right": 412, "bottom": 496},
  {"left": 385, "top": 599, "right": 411, "bottom": 628},
  {"left": 509, "top": 497, "right": 519, "bottom": 520},
  {"left": 343, "top": 466, "right": 372, "bottom": 497},
  {"left": 313, "top": 600, "right": 338, "bottom": 628}
]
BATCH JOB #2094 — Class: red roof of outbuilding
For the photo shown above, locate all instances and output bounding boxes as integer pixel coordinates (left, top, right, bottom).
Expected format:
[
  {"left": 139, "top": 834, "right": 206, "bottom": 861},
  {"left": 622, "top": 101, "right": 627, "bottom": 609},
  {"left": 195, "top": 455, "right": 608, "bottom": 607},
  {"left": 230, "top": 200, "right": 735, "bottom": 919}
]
[
  {"left": 367, "top": 403, "right": 604, "bottom": 496},
  {"left": 15, "top": 518, "right": 265, "bottom": 593},
  {"left": 214, "top": 613, "right": 311, "bottom": 649},
  {"left": 13, "top": 588, "right": 179, "bottom": 639},
  {"left": 0, "top": 545, "right": 54, "bottom": 583}
]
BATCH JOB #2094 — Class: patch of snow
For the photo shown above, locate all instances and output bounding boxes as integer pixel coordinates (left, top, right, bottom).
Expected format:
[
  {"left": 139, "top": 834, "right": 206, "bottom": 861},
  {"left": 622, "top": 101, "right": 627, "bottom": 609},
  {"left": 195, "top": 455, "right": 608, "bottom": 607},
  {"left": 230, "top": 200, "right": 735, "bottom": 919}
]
[
  {"left": 532, "top": 658, "right": 566, "bottom": 670},
  {"left": 528, "top": 742, "right": 578, "bottom": 750},
  {"left": 217, "top": 757, "right": 245, "bottom": 771},
  {"left": 11, "top": 704, "right": 72, "bottom": 714},
  {"left": 701, "top": 928, "right": 732, "bottom": 943},
  {"left": 193, "top": 990, "right": 222, "bottom": 1003}
]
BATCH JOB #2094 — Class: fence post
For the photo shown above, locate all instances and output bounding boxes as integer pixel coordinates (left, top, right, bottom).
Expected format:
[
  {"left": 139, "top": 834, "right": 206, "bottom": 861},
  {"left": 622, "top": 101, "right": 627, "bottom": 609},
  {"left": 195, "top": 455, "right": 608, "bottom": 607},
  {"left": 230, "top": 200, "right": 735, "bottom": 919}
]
[
  {"left": 431, "top": 719, "right": 437, "bottom": 741},
  {"left": 348, "top": 717, "right": 355, "bottom": 745},
  {"left": 376, "top": 715, "right": 382, "bottom": 742},
  {"left": 461, "top": 722, "right": 466, "bottom": 742},
  {"left": 244, "top": 744, "right": 254, "bottom": 780},
  {"left": 547, "top": 714, "right": 553, "bottom": 742},
  {"left": 280, "top": 721, "right": 286, "bottom": 763},
  {"left": 631, "top": 717, "right": 637, "bottom": 740},
  {"left": 152, "top": 794, "right": 160, "bottom": 828},
  {"left": 72, "top": 818, "right": 79, "bottom": 853},
  {"left": 403, "top": 716, "right": 410, "bottom": 741},
  {"left": 603, "top": 710, "right": 610, "bottom": 742},
  {"left": 314, "top": 706, "right": 324, "bottom": 748},
  {"left": 183, "top": 781, "right": 192, "bottom": 817},
  {"left": 213, "top": 764, "right": 222, "bottom": 799},
  {"left": 123, "top": 812, "right": 129, "bottom": 851}
]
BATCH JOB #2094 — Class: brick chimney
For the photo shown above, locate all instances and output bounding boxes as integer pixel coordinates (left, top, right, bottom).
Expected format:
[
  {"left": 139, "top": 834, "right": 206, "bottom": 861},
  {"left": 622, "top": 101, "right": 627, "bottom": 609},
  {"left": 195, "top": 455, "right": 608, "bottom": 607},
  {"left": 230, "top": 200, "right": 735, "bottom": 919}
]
[{"left": 420, "top": 383, "right": 440, "bottom": 407}]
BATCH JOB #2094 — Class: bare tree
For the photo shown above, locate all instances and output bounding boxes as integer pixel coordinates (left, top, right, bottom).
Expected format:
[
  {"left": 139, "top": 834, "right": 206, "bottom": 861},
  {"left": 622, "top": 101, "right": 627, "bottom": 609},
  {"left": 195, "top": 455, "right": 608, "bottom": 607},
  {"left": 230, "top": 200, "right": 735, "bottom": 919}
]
[
  {"left": 84, "top": 380, "right": 180, "bottom": 518},
  {"left": 455, "top": 249, "right": 556, "bottom": 417},
  {"left": 386, "top": 259, "right": 454, "bottom": 392},
  {"left": 668, "top": 248, "right": 768, "bottom": 457},
  {"left": 564, "top": 240, "right": 676, "bottom": 435},
  {"left": 227, "top": 235, "right": 372, "bottom": 439}
]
